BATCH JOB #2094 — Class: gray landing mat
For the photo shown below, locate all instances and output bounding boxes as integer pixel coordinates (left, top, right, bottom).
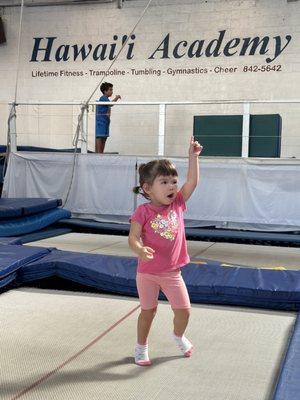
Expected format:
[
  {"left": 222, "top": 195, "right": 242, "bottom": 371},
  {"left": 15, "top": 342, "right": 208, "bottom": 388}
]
[
  {"left": 0, "top": 288, "right": 296, "bottom": 400},
  {"left": 25, "top": 233, "right": 300, "bottom": 270}
]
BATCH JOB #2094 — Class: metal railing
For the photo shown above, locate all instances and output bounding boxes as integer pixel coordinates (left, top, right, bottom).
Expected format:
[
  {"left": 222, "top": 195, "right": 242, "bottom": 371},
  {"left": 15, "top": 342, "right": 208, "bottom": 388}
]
[{"left": 8, "top": 99, "right": 300, "bottom": 157}]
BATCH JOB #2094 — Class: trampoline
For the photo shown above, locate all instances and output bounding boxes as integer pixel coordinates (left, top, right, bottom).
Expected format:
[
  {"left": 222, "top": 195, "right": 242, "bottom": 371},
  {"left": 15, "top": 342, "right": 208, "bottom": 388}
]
[
  {"left": 0, "top": 232, "right": 300, "bottom": 399},
  {"left": 0, "top": 287, "right": 298, "bottom": 400}
]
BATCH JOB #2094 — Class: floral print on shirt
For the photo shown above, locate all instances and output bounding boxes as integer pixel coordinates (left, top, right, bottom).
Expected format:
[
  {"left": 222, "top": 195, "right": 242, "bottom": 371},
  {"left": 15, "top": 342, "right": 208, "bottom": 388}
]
[{"left": 150, "top": 211, "right": 179, "bottom": 240}]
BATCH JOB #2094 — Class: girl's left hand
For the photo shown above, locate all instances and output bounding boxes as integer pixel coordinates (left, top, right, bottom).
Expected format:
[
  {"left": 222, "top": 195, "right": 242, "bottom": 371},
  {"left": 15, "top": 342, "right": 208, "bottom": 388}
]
[{"left": 189, "top": 136, "right": 203, "bottom": 156}]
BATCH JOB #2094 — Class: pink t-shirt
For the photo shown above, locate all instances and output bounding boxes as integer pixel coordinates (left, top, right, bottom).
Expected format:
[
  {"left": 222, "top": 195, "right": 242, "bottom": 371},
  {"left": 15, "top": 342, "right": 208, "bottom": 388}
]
[{"left": 130, "top": 191, "right": 190, "bottom": 274}]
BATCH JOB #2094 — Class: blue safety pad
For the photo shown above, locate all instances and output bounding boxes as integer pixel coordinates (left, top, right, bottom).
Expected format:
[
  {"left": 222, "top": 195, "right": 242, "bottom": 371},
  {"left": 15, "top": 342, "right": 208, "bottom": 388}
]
[
  {"left": 0, "top": 198, "right": 62, "bottom": 219},
  {"left": 0, "top": 237, "right": 21, "bottom": 245},
  {"left": 20, "top": 251, "right": 138, "bottom": 295},
  {"left": 0, "top": 244, "right": 51, "bottom": 280},
  {"left": 273, "top": 313, "right": 300, "bottom": 400},
  {"left": 58, "top": 218, "right": 130, "bottom": 234},
  {"left": 0, "top": 208, "right": 71, "bottom": 237},
  {"left": 17, "top": 228, "right": 72, "bottom": 244},
  {"left": 0, "top": 202, "right": 22, "bottom": 218},
  {"left": 18, "top": 257, "right": 56, "bottom": 283},
  {"left": 182, "top": 264, "right": 300, "bottom": 310},
  {"left": 0, "top": 272, "right": 17, "bottom": 288},
  {"left": 19, "top": 251, "right": 300, "bottom": 310},
  {"left": 0, "top": 228, "right": 72, "bottom": 246},
  {"left": 57, "top": 253, "right": 137, "bottom": 295}
]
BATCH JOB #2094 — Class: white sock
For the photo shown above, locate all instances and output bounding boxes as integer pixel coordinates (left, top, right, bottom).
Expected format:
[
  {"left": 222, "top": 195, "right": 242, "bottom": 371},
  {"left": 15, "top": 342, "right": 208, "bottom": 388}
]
[
  {"left": 173, "top": 333, "right": 193, "bottom": 357},
  {"left": 135, "top": 343, "right": 151, "bottom": 366}
]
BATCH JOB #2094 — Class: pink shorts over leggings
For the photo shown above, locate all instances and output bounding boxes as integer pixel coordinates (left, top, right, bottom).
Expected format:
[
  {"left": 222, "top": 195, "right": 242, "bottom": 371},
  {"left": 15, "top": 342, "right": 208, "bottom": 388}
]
[{"left": 136, "top": 269, "right": 191, "bottom": 310}]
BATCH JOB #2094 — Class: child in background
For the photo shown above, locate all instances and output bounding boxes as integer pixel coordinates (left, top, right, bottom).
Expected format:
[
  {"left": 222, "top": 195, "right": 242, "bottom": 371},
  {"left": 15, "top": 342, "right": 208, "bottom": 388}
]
[
  {"left": 128, "top": 137, "right": 203, "bottom": 366},
  {"left": 95, "top": 82, "right": 121, "bottom": 153}
]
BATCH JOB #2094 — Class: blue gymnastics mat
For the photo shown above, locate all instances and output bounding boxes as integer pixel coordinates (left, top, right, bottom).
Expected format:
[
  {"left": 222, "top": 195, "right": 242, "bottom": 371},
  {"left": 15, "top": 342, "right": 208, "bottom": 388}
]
[
  {"left": 0, "top": 198, "right": 62, "bottom": 219},
  {"left": 0, "top": 244, "right": 50, "bottom": 282},
  {"left": 273, "top": 313, "right": 300, "bottom": 400},
  {"left": 17, "top": 249, "right": 300, "bottom": 311},
  {"left": 0, "top": 227, "right": 72, "bottom": 246},
  {"left": 0, "top": 208, "right": 71, "bottom": 237},
  {"left": 0, "top": 272, "right": 17, "bottom": 288}
]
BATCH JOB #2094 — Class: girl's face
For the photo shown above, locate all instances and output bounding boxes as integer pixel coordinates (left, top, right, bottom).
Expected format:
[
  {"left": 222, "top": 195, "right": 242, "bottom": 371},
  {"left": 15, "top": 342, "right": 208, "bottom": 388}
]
[{"left": 143, "top": 174, "right": 178, "bottom": 206}]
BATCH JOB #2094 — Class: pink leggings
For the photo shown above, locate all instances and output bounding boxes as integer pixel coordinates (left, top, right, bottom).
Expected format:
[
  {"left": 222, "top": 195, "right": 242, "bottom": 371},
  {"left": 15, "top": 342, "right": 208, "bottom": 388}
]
[{"left": 136, "top": 270, "right": 191, "bottom": 310}]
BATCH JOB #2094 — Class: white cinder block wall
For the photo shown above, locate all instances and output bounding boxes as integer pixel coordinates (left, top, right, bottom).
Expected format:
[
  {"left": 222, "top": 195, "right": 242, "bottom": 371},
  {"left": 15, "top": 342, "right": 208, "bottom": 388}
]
[{"left": 0, "top": 0, "right": 299, "bottom": 156}]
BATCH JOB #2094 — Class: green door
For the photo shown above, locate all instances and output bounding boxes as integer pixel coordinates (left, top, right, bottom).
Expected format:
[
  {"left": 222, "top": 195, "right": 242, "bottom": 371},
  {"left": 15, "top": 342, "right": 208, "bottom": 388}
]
[
  {"left": 249, "top": 114, "right": 281, "bottom": 157},
  {"left": 193, "top": 115, "right": 243, "bottom": 156}
]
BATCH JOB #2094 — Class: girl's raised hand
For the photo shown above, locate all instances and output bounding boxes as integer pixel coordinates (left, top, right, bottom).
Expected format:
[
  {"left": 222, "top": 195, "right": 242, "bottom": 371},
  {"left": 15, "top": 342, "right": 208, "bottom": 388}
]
[{"left": 189, "top": 136, "right": 203, "bottom": 156}]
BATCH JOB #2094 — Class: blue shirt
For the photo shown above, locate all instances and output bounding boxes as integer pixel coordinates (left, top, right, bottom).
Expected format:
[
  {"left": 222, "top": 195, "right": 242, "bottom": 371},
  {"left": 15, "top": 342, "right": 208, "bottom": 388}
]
[
  {"left": 96, "top": 95, "right": 110, "bottom": 121},
  {"left": 95, "top": 95, "right": 110, "bottom": 137}
]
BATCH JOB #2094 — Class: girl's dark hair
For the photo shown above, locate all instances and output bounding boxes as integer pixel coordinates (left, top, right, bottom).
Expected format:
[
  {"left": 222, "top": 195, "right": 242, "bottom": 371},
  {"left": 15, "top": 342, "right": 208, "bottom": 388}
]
[
  {"left": 133, "top": 159, "right": 178, "bottom": 200},
  {"left": 100, "top": 82, "right": 113, "bottom": 94}
]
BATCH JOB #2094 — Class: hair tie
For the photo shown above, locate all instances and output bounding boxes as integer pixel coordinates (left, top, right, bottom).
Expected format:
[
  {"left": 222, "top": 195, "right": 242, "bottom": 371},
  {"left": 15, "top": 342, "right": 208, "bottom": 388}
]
[{"left": 133, "top": 186, "right": 141, "bottom": 195}]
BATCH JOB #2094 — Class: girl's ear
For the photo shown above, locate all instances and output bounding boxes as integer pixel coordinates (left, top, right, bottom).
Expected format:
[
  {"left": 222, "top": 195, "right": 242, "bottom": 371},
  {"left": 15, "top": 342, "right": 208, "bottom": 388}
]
[{"left": 142, "top": 182, "right": 150, "bottom": 195}]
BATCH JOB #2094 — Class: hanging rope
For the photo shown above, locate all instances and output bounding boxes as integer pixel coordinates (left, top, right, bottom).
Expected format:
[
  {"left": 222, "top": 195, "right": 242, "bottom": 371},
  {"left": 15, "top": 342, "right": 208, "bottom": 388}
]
[
  {"left": 85, "top": 0, "right": 153, "bottom": 106},
  {"left": 2, "top": 0, "right": 24, "bottom": 181},
  {"left": 63, "top": 0, "right": 153, "bottom": 206},
  {"left": 13, "top": 0, "right": 24, "bottom": 105}
]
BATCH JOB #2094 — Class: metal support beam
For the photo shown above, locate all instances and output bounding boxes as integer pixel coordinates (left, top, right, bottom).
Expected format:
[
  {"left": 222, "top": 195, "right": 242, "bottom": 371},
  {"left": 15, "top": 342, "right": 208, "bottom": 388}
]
[
  {"left": 80, "top": 105, "right": 88, "bottom": 154},
  {"left": 242, "top": 102, "right": 250, "bottom": 158},
  {"left": 9, "top": 106, "right": 17, "bottom": 153},
  {"left": 11, "top": 100, "right": 300, "bottom": 106},
  {"left": 158, "top": 103, "right": 166, "bottom": 156},
  {"left": 0, "top": 0, "right": 114, "bottom": 7}
]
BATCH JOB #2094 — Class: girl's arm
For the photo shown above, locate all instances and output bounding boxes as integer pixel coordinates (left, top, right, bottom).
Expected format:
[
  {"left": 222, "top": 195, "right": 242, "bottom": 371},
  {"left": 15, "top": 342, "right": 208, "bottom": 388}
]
[
  {"left": 128, "top": 221, "right": 155, "bottom": 261},
  {"left": 180, "top": 136, "right": 203, "bottom": 202}
]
